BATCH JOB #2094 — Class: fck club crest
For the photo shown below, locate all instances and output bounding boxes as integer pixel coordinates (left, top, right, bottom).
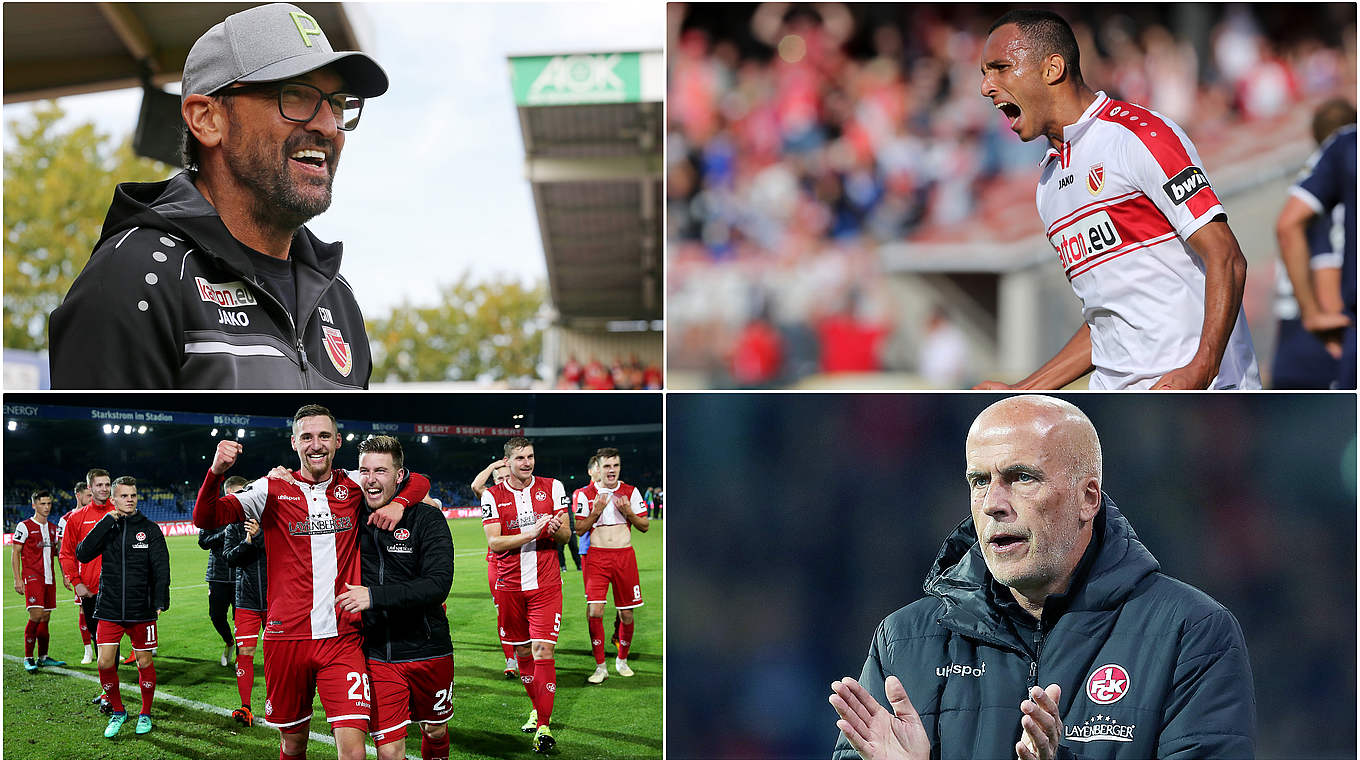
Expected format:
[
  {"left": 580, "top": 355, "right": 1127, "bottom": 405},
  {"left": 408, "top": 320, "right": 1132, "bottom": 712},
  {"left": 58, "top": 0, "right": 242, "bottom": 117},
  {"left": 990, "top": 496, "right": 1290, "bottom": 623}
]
[
  {"left": 333, "top": 485, "right": 349, "bottom": 501},
  {"left": 394, "top": 528, "right": 411, "bottom": 541},
  {"left": 1087, "top": 163, "right": 1105, "bottom": 196},
  {"left": 1085, "top": 663, "right": 1130, "bottom": 705},
  {"left": 534, "top": 490, "right": 547, "bottom": 502},
  {"left": 136, "top": 532, "right": 147, "bottom": 541},
  {"left": 322, "top": 325, "right": 353, "bottom": 377}
]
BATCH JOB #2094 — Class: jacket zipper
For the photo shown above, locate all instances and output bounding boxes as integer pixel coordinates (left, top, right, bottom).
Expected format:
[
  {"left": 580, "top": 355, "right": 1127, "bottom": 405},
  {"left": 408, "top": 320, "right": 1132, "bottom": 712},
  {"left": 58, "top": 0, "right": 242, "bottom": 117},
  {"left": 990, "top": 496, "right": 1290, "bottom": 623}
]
[
  {"left": 1028, "top": 618, "right": 1047, "bottom": 688},
  {"left": 120, "top": 519, "right": 128, "bottom": 621},
  {"left": 237, "top": 271, "right": 310, "bottom": 387},
  {"left": 377, "top": 538, "right": 390, "bottom": 661}
]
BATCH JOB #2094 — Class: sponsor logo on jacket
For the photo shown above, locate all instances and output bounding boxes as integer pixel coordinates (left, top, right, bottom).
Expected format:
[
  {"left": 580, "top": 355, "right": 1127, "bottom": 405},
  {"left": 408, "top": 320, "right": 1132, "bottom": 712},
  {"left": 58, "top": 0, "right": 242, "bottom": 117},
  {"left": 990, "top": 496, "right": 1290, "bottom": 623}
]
[
  {"left": 1066, "top": 713, "right": 1136, "bottom": 743},
  {"left": 195, "top": 277, "right": 259, "bottom": 308},
  {"left": 1085, "top": 663, "right": 1130, "bottom": 705},
  {"left": 935, "top": 661, "right": 986, "bottom": 678}
]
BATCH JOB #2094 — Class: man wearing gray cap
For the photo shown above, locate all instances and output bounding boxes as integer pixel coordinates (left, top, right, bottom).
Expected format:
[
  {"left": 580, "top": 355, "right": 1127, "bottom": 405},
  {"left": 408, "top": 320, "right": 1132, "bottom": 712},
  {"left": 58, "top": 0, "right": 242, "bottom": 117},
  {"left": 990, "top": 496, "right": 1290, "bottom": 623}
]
[{"left": 49, "top": 3, "right": 386, "bottom": 390}]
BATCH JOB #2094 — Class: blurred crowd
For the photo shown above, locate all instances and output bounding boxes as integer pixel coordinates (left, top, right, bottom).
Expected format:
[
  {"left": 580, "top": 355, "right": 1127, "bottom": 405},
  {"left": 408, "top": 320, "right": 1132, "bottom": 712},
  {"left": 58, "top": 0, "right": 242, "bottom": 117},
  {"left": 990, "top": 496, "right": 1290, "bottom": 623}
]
[
  {"left": 666, "top": 3, "right": 1357, "bottom": 386},
  {"left": 555, "top": 355, "right": 664, "bottom": 389}
]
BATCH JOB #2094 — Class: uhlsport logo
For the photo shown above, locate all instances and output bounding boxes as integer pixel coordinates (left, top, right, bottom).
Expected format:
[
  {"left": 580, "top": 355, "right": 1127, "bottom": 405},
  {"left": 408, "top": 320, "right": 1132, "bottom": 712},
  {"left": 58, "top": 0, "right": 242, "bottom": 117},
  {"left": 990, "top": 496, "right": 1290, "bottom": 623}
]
[
  {"left": 1085, "top": 663, "right": 1130, "bottom": 705},
  {"left": 935, "top": 661, "right": 987, "bottom": 678},
  {"left": 394, "top": 528, "right": 411, "bottom": 541},
  {"left": 1087, "top": 163, "right": 1105, "bottom": 196},
  {"left": 1066, "top": 713, "right": 1136, "bottom": 743}
]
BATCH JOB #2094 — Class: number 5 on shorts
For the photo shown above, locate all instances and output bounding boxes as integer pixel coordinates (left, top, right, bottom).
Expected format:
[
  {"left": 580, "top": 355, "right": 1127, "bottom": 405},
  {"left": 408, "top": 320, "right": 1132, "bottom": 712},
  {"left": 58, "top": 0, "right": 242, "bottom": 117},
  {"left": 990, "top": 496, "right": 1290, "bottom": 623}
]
[{"left": 553, "top": 613, "right": 562, "bottom": 634}]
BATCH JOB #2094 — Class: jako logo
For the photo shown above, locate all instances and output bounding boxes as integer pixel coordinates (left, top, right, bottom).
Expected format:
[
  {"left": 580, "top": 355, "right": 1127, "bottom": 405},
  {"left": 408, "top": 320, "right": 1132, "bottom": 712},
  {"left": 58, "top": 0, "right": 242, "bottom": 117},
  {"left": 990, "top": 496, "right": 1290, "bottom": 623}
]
[
  {"left": 1162, "top": 166, "right": 1209, "bottom": 206},
  {"left": 936, "top": 662, "right": 987, "bottom": 678},
  {"left": 1050, "top": 210, "right": 1124, "bottom": 269}
]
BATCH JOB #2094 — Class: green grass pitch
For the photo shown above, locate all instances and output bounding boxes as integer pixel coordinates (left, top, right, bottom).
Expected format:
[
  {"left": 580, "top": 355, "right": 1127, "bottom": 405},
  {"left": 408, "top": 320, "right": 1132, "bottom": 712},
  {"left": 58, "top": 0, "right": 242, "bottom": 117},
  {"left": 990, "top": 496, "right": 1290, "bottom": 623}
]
[{"left": 3, "top": 518, "right": 662, "bottom": 759}]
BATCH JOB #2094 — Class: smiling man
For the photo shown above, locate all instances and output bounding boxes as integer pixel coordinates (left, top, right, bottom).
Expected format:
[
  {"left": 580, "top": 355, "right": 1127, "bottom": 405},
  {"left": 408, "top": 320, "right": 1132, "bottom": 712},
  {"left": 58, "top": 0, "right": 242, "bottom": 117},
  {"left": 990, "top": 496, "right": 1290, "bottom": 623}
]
[
  {"left": 50, "top": 3, "right": 387, "bottom": 389},
  {"left": 830, "top": 395, "right": 1255, "bottom": 760},
  {"left": 972, "top": 10, "right": 1259, "bottom": 390}
]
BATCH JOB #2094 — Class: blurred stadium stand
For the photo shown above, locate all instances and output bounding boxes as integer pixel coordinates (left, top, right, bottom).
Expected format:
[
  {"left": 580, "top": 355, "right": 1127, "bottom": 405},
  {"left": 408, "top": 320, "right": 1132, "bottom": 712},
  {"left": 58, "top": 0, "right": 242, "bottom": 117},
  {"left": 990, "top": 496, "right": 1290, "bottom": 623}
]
[{"left": 666, "top": 2, "right": 1356, "bottom": 388}]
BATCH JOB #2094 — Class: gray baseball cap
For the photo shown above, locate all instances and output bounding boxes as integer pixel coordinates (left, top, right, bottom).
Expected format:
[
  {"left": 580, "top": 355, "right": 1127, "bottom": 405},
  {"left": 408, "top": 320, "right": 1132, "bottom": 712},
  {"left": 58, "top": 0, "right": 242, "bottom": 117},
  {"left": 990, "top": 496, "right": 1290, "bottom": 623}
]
[{"left": 183, "top": 3, "right": 388, "bottom": 100}]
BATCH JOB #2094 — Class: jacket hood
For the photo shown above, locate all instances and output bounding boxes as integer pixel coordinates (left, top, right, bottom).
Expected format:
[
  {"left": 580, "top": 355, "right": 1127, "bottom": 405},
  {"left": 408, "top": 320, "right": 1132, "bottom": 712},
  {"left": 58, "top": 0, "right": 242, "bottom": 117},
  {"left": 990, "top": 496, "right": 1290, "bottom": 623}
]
[
  {"left": 96, "top": 172, "right": 343, "bottom": 282},
  {"left": 923, "top": 494, "right": 1160, "bottom": 632}
]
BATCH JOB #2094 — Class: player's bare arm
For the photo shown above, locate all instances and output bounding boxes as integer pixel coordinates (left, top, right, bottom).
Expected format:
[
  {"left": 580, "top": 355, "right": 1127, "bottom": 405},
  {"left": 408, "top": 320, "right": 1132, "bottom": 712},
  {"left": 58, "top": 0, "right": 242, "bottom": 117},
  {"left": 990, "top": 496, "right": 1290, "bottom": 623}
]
[
  {"left": 1154, "top": 219, "right": 1246, "bottom": 389},
  {"left": 974, "top": 324, "right": 1095, "bottom": 390},
  {"left": 336, "top": 583, "right": 371, "bottom": 614},
  {"left": 11, "top": 543, "right": 22, "bottom": 595},
  {"left": 617, "top": 494, "right": 650, "bottom": 532},
  {"left": 471, "top": 458, "right": 508, "bottom": 498},
  {"left": 1277, "top": 195, "right": 1351, "bottom": 355},
  {"left": 829, "top": 676, "right": 930, "bottom": 760}
]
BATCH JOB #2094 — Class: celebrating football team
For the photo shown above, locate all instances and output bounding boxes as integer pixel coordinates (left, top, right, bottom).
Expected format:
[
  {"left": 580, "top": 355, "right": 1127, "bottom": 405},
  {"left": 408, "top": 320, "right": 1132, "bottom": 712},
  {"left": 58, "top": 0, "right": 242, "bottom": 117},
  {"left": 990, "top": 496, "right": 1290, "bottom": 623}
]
[{"left": 16, "top": 402, "right": 652, "bottom": 757}]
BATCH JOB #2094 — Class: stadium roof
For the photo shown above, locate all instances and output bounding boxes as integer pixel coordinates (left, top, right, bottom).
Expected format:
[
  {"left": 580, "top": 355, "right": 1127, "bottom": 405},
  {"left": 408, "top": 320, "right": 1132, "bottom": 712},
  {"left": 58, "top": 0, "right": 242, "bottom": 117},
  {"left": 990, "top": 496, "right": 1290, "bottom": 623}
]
[
  {"left": 3, "top": 2, "right": 369, "bottom": 103},
  {"left": 509, "top": 51, "right": 663, "bottom": 329}
]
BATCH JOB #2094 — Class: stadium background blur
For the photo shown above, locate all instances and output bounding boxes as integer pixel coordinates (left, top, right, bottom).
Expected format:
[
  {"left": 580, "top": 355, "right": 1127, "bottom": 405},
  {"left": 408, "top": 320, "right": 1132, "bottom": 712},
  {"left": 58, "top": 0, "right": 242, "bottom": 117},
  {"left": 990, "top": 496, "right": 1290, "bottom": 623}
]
[
  {"left": 667, "top": 393, "right": 1356, "bottom": 759},
  {"left": 2, "top": 394, "right": 662, "bottom": 531},
  {"left": 666, "top": 2, "right": 1357, "bottom": 388}
]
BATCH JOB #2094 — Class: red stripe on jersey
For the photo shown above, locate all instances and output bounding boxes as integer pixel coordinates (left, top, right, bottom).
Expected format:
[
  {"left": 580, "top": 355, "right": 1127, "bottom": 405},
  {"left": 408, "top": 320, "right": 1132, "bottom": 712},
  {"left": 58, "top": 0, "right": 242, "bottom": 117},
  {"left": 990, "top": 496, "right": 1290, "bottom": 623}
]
[
  {"left": 1068, "top": 231, "right": 1178, "bottom": 279},
  {"left": 1096, "top": 99, "right": 1221, "bottom": 218},
  {"left": 1046, "top": 190, "right": 1143, "bottom": 237}
]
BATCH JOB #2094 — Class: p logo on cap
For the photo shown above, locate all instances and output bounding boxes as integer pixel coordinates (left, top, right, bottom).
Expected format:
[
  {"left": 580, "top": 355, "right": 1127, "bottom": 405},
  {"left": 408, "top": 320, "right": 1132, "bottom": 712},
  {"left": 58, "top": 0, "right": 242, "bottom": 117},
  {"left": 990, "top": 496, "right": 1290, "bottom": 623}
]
[{"left": 290, "top": 11, "right": 323, "bottom": 47}]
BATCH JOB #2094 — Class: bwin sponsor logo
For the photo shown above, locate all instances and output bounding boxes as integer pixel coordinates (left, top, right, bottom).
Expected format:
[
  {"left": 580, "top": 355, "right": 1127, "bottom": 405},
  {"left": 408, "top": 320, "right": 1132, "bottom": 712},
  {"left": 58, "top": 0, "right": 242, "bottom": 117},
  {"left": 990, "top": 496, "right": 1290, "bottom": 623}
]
[
  {"left": 936, "top": 662, "right": 986, "bottom": 677},
  {"left": 1162, "top": 166, "right": 1210, "bottom": 205}
]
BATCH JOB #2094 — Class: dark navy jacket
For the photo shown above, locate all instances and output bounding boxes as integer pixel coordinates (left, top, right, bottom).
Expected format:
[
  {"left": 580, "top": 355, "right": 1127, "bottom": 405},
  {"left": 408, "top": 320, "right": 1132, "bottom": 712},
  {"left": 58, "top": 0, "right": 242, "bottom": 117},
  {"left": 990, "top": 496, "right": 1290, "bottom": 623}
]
[
  {"left": 75, "top": 511, "right": 170, "bottom": 623},
  {"left": 357, "top": 502, "right": 454, "bottom": 662},
  {"left": 833, "top": 498, "right": 1255, "bottom": 760},
  {"left": 222, "top": 521, "right": 267, "bottom": 612}
]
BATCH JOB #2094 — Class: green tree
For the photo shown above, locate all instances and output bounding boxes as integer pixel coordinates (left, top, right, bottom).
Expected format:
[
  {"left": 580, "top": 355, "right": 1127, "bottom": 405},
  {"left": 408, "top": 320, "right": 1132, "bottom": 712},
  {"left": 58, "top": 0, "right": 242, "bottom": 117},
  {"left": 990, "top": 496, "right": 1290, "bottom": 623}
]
[
  {"left": 367, "top": 274, "right": 548, "bottom": 384},
  {"left": 3, "top": 102, "right": 171, "bottom": 351}
]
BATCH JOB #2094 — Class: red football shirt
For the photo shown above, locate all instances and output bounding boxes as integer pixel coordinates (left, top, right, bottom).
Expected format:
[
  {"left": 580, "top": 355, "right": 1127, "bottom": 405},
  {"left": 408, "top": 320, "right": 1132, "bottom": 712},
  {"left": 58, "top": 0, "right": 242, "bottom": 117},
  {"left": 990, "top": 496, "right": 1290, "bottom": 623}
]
[
  {"left": 13, "top": 518, "right": 54, "bottom": 583},
  {"left": 481, "top": 476, "right": 567, "bottom": 592},
  {"left": 56, "top": 499, "right": 114, "bottom": 592}
]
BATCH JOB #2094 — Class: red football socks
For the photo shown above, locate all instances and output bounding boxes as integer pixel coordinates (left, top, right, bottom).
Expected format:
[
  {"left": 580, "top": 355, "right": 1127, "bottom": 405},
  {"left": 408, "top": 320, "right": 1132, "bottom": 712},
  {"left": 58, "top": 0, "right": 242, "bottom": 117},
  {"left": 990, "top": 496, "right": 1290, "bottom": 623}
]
[
  {"left": 98, "top": 665, "right": 124, "bottom": 712},
  {"left": 24, "top": 620, "right": 37, "bottom": 658},
  {"left": 588, "top": 616, "right": 606, "bottom": 665},
  {"left": 137, "top": 661, "right": 156, "bottom": 714},
  {"left": 535, "top": 658, "right": 556, "bottom": 726},
  {"left": 421, "top": 731, "right": 450, "bottom": 760},
  {"left": 236, "top": 653, "right": 255, "bottom": 706},
  {"left": 516, "top": 654, "right": 536, "bottom": 702},
  {"left": 36, "top": 620, "right": 49, "bottom": 658},
  {"left": 618, "top": 622, "right": 635, "bottom": 660},
  {"left": 78, "top": 611, "right": 92, "bottom": 645}
]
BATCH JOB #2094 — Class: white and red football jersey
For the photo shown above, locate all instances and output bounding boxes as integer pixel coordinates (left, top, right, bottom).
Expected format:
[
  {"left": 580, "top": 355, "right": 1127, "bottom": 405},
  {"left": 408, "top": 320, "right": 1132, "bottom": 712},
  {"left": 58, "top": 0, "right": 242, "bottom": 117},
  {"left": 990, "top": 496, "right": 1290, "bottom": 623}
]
[
  {"left": 573, "top": 481, "right": 646, "bottom": 538},
  {"left": 198, "top": 468, "right": 429, "bottom": 641},
  {"left": 1037, "top": 91, "right": 1260, "bottom": 390},
  {"left": 12, "top": 518, "right": 54, "bottom": 583},
  {"left": 482, "top": 476, "right": 568, "bottom": 592}
]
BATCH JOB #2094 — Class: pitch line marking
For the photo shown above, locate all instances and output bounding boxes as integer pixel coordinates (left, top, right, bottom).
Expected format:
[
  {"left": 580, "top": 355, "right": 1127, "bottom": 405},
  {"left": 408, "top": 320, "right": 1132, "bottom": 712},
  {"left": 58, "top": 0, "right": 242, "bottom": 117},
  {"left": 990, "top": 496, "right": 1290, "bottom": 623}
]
[{"left": 2, "top": 654, "right": 419, "bottom": 759}]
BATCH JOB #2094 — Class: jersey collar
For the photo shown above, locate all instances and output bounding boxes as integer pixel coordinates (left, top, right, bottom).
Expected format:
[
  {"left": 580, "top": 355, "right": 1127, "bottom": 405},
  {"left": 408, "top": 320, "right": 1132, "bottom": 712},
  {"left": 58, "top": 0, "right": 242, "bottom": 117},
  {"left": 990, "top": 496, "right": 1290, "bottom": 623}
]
[{"left": 1040, "top": 90, "right": 1111, "bottom": 168}]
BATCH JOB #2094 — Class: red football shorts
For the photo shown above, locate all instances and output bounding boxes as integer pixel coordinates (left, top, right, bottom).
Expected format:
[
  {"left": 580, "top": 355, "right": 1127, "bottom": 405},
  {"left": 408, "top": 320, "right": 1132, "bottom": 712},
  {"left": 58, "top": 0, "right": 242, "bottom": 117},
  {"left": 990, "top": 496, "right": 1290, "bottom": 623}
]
[
  {"left": 497, "top": 584, "right": 564, "bottom": 645},
  {"left": 487, "top": 558, "right": 499, "bottom": 602},
  {"left": 22, "top": 578, "right": 56, "bottom": 611},
  {"left": 96, "top": 619, "right": 159, "bottom": 650},
  {"left": 583, "top": 546, "right": 643, "bottom": 609},
  {"left": 263, "top": 633, "right": 371, "bottom": 732},
  {"left": 234, "top": 608, "right": 264, "bottom": 647},
  {"left": 368, "top": 655, "right": 455, "bottom": 746}
]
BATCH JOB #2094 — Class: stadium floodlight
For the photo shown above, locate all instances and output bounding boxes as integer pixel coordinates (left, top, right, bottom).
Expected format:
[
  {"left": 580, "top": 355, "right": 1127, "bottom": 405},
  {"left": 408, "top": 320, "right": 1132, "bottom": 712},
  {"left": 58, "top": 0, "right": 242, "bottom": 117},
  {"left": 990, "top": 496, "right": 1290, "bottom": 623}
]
[
  {"left": 123, "top": 425, "right": 132, "bottom": 434},
  {"left": 103, "top": 424, "right": 114, "bottom": 435},
  {"left": 236, "top": 428, "right": 246, "bottom": 439},
  {"left": 137, "top": 425, "right": 147, "bottom": 435},
  {"left": 211, "top": 427, "right": 219, "bottom": 436},
  {"left": 6, "top": 420, "right": 16, "bottom": 432},
  {"left": 346, "top": 433, "right": 355, "bottom": 441},
  {"left": 421, "top": 435, "right": 429, "bottom": 444}
]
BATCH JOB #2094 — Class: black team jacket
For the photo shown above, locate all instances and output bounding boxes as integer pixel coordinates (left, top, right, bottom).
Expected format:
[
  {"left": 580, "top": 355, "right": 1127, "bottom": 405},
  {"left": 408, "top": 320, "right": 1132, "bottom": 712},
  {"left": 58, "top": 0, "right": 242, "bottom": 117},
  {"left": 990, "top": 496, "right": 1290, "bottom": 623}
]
[
  {"left": 198, "top": 525, "right": 233, "bottom": 583},
  {"left": 222, "top": 521, "right": 268, "bottom": 612},
  {"left": 357, "top": 501, "right": 454, "bottom": 662},
  {"left": 832, "top": 496, "right": 1256, "bottom": 760},
  {"left": 75, "top": 511, "right": 170, "bottom": 623},
  {"left": 48, "top": 172, "right": 371, "bottom": 389}
]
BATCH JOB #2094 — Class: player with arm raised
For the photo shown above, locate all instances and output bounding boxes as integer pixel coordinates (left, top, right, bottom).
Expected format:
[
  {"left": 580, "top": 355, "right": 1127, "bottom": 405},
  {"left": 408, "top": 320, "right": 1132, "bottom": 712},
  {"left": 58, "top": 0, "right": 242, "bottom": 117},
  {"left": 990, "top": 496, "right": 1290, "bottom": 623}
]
[
  {"left": 974, "top": 10, "right": 1259, "bottom": 390},
  {"left": 14, "top": 489, "right": 65, "bottom": 671},
  {"left": 336, "top": 436, "right": 455, "bottom": 760},
  {"left": 193, "top": 404, "right": 429, "bottom": 760},
  {"left": 482, "top": 437, "right": 570, "bottom": 753},
  {"left": 573, "top": 448, "right": 650, "bottom": 683},
  {"left": 471, "top": 457, "right": 519, "bottom": 680}
]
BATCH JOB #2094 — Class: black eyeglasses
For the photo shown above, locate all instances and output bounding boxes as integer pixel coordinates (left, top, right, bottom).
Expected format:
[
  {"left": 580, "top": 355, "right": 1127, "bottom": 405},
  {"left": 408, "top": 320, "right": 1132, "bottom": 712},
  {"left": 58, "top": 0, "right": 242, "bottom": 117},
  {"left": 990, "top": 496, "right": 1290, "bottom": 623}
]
[{"left": 219, "top": 82, "right": 364, "bottom": 131}]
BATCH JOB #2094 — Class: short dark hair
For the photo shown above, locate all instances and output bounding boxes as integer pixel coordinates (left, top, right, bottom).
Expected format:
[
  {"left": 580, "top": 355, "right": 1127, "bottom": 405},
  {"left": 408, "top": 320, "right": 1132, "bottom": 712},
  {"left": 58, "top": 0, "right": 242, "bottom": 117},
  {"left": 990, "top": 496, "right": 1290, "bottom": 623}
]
[
  {"left": 112, "top": 476, "right": 137, "bottom": 489},
  {"left": 595, "top": 447, "right": 621, "bottom": 461},
  {"left": 504, "top": 437, "right": 533, "bottom": 460},
  {"left": 989, "top": 9, "right": 1082, "bottom": 84},
  {"left": 223, "top": 475, "right": 250, "bottom": 492},
  {"left": 1312, "top": 97, "right": 1357, "bottom": 145},
  {"left": 86, "top": 468, "right": 110, "bottom": 486},
  {"left": 293, "top": 404, "right": 338, "bottom": 433},
  {"left": 587, "top": 454, "right": 600, "bottom": 471},
  {"left": 75, "top": 482, "right": 90, "bottom": 494},
  {"left": 30, "top": 489, "right": 51, "bottom": 503},
  {"left": 358, "top": 435, "right": 405, "bottom": 470}
]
